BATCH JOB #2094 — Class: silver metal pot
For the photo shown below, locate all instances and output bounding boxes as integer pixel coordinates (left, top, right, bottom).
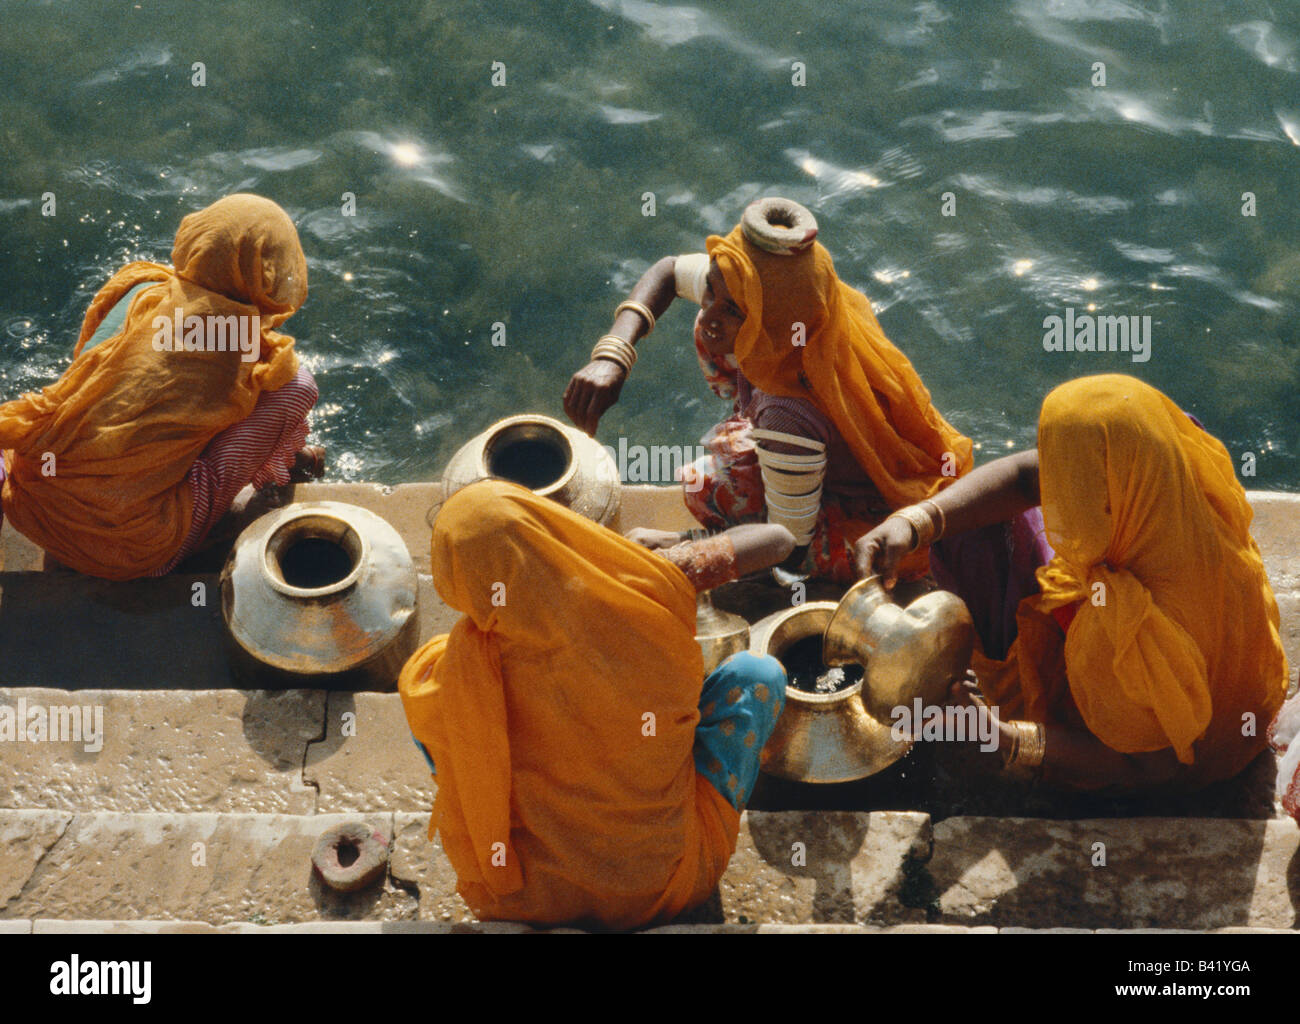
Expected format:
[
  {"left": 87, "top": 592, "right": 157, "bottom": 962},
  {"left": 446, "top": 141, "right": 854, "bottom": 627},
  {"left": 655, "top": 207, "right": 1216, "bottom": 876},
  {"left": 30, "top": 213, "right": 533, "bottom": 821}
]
[
  {"left": 220, "top": 501, "right": 419, "bottom": 690},
  {"left": 696, "top": 592, "right": 750, "bottom": 676},
  {"left": 441, "top": 414, "right": 620, "bottom": 525}
]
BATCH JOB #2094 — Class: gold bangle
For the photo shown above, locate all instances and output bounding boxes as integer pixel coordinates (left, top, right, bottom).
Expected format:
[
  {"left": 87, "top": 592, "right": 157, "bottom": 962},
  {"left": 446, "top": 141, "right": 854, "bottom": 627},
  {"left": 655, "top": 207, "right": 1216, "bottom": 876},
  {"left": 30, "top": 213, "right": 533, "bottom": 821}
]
[
  {"left": 591, "top": 334, "right": 637, "bottom": 372},
  {"left": 595, "top": 333, "right": 637, "bottom": 360},
  {"left": 590, "top": 343, "right": 628, "bottom": 369},
  {"left": 1003, "top": 721, "right": 1046, "bottom": 778},
  {"left": 614, "top": 300, "right": 656, "bottom": 336},
  {"left": 920, "top": 499, "right": 946, "bottom": 542},
  {"left": 888, "top": 505, "right": 935, "bottom": 551}
]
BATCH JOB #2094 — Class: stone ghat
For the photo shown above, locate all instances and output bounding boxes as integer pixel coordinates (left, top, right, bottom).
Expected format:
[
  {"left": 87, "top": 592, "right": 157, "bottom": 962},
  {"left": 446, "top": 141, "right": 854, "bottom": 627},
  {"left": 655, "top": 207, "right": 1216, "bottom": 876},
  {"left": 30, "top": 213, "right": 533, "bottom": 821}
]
[
  {"left": 0, "top": 810, "right": 1294, "bottom": 930},
  {"left": 0, "top": 484, "right": 1296, "bottom": 931}
]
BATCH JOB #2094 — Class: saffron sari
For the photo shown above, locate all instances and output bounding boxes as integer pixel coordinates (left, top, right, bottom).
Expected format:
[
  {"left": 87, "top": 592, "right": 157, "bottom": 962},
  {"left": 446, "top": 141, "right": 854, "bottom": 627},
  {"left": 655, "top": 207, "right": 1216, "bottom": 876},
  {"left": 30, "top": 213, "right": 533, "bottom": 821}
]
[
  {"left": 702, "top": 225, "right": 973, "bottom": 575},
  {"left": 977, "top": 375, "right": 1288, "bottom": 785},
  {"left": 398, "top": 479, "right": 746, "bottom": 929},
  {"left": 0, "top": 193, "right": 305, "bottom": 579}
]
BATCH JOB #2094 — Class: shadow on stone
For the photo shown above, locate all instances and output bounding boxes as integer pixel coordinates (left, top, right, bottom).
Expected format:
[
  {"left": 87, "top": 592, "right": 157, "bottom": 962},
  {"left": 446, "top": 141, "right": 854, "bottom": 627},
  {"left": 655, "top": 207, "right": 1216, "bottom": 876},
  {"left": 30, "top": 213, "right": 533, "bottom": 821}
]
[
  {"left": 307, "top": 863, "right": 395, "bottom": 920},
  {"left": 240, "top": 690, "right": 327, "bottom": 770},
  {"left": 924, "top": 816, "right": 1271, "bottom": 929},
  {"left": 0, "top": 572, "right": 231, "bottom": 688},
  {"left": 747, "top": 811, "right": 871, "bottom": 924}
]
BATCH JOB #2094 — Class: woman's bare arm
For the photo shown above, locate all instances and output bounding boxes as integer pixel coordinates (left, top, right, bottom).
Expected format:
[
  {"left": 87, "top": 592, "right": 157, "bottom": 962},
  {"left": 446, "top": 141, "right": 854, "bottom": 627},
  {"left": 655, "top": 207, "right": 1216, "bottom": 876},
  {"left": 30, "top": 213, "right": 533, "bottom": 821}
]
[
  {"left": 628, "top": 522, "right": 795, "bottom": 591},
  {"left": 563, "top": 256, "right": 680, "bottom": 436},
  {"left": 855, "top": 449, "right": 1041, "bottom": 583},
  {"left": 1038, "top": 723, "right": 1185, "bottom": 792}
]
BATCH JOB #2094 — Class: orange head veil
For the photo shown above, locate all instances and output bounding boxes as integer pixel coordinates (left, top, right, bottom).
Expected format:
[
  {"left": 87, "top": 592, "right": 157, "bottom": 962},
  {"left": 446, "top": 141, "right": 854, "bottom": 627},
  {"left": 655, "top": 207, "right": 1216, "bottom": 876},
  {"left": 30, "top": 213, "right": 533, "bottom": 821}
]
[
  {"left": 74, "top": 192, "right": 306, "bottom": 385},
  {"left": 706, "top": 222, "right": 973, "bottom": 507},
  {"left": 1034, "top": 374, "right": 1285, "bottom": 768},
  {"left": 398, "top": 480, "right": 730, "bottom": 925},
  {"left": 0, "top": 193, "right": 307, "bottom": 578}
]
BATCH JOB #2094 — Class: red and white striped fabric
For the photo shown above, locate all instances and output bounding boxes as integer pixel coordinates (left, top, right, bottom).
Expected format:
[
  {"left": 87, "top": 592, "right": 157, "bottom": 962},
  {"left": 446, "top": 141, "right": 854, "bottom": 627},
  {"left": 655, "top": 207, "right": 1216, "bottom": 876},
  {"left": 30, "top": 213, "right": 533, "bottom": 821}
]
[{"left": 150, "top": 367, "right": 319, "bottom": 574}]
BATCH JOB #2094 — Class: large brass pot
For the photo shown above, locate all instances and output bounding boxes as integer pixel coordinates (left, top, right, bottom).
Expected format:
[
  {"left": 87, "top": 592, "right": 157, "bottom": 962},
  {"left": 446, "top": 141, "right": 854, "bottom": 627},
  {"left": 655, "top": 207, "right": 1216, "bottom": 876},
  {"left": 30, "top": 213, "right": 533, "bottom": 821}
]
[
  {"left": 220, "top": 501, "right": 419, "bottom": 690},
  {"left": 441, "top": 413, "right": 620, "bottom": 525},
  {"left": 823, "top": 576, "right": 975, "bottom": 723},
  {"left": 751, "top": 602, "right": 912, "bottom": 783}
]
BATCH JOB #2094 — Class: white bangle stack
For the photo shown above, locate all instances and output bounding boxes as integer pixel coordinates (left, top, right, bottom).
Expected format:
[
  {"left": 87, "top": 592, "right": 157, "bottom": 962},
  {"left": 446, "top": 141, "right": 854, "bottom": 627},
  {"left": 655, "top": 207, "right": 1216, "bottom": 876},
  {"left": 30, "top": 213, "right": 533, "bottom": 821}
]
[{"left": 752, "top": 428, "right": 827, "bottom": 546}]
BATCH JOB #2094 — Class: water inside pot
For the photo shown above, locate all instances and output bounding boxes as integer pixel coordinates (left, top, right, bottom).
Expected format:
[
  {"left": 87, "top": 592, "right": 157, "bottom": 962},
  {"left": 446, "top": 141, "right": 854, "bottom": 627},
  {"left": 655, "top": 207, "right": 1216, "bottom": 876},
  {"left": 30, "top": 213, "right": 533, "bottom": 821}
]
[{"left": 781, "top": 634, "right": 863, "bottom": 694}]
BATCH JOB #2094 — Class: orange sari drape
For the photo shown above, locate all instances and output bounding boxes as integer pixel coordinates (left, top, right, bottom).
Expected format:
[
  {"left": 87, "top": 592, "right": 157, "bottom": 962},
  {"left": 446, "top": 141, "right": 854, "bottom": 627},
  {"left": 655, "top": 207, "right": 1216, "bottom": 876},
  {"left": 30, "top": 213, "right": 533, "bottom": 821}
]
[
  {"left": 0, "top": 193, "right": 305, "bottom": 579},
  {"left": 979, "top": 375, "right": 1287, "bottom": 785},
  {"left": 707, "top": 225, "right": 973, "bottom": 508},
  {"left": 398, "top": 479, "right": 739, "bottom": 929}
]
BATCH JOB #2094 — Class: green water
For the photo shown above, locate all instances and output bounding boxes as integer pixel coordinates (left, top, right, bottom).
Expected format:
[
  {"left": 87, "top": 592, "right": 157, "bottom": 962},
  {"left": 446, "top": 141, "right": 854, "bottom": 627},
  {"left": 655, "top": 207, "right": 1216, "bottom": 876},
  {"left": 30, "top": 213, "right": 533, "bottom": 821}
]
[{"left": 1, "top": 0, "right": 1297, "bottom": 488}]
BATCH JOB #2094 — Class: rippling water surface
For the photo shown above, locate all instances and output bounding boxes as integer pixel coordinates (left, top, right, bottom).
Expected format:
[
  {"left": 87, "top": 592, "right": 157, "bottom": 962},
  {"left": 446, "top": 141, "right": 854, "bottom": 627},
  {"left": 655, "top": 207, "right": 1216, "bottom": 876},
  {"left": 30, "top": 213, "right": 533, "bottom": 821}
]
[{"left": 1, "top": 1, "right": 1297, "bottom": 488}]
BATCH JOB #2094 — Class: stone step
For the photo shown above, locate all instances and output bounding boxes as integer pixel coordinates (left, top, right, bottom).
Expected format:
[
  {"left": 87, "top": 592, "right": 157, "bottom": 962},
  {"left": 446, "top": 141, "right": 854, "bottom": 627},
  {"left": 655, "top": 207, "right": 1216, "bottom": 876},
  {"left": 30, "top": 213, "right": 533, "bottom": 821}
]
[
  {"left": 0, "top": 808, "right": 1293, "bottom": 930},
  {"left": 0, "top": 688, "right": 433, "bottom": 815},
  {"left": 2, "top": 687, "right": 1289, "bottom": 821}
]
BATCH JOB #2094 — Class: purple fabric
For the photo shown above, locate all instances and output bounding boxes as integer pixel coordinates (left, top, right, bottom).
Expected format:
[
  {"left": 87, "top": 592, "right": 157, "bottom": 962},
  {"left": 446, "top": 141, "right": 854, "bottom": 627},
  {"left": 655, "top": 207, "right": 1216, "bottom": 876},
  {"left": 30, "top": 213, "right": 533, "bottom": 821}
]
[{"left": 928, "top": 507, "right": 1055, "bottom": 661}]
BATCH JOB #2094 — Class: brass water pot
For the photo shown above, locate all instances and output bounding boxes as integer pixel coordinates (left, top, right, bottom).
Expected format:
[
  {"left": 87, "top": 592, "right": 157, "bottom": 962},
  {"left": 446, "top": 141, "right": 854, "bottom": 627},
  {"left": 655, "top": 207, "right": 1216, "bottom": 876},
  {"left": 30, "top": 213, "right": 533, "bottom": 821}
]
[
  {"left": 823, "top": 576, "right": 975, "bottom": 723},
  {"left": 695, "top": 592, "right": 749, "bottom": 676},
  {"left": 751, "top": 602, "right": 912, "bottom": 783},
  {"left": 442, "top": 413, "right": 620, "bottom": 525}
]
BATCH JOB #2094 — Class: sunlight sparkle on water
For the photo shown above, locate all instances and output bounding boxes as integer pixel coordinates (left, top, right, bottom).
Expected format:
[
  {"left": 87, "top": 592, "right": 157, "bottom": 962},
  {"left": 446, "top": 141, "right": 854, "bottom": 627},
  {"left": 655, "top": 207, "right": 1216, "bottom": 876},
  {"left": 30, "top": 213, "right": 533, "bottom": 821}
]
[
  {"left": 391, "top": 142, "right": 422, "bottom": 167},
  {"left": 1012, "top": 259, "right": 1033, "bottom": 276}
]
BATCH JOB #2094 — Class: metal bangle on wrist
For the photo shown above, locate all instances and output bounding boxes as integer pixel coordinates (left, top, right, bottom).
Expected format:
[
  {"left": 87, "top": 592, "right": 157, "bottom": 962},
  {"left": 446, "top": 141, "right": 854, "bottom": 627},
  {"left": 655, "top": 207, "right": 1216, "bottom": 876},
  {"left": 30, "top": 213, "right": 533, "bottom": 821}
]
[
  {"left": 614, "top": 300, "right": 656, "bottom": 336},
  {"left": 1001, "top": 720, "right": 1046, "bottom": 781},
  {"left": 591, "top": 334, "right": 637, "bottom": 374},
  {"left": 886, "top": 502, "right": 942, "bottom": 552}
]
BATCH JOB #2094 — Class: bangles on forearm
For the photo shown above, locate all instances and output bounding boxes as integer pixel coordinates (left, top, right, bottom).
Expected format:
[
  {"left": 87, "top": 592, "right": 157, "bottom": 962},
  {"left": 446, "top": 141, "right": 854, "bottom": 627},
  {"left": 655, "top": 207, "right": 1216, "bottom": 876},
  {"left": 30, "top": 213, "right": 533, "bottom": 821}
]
[
  {"left": 885, "top": 498, "right": 946, "bottom": 551},
  {"left": 591, "top": 334, "right": 637, "bottom": 373},
  {"left": 614, "top": 299, "right": 656, "bottom": 336},
  {"left": 1001, "top": 719, "right": 1047, "bottom": 781}
]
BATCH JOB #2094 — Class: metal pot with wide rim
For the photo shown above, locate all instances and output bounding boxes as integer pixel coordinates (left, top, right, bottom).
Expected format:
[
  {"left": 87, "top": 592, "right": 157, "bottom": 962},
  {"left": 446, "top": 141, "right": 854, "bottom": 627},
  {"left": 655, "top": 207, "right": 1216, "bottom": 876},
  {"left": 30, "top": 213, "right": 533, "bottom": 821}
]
[
  {"left": 441, "top": 413, "right": 620, "bottom": 525},
  {"left": 750, "top": 602, "right": 912, "bottom": 783},
  {"left": 220, "top": 501, "right": 419, "bottom": 690}
]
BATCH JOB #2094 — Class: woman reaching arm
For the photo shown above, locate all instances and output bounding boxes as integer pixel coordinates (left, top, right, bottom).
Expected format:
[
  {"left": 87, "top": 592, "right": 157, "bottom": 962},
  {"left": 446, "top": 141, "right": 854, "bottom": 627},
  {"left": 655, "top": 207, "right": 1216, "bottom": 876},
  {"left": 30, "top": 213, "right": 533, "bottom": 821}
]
[
  {"left": 856, "top": 375, "right": 1288, "bottom": 794},
  {"left": 565, "top": 199, "right": 977, "bottom": 584}
]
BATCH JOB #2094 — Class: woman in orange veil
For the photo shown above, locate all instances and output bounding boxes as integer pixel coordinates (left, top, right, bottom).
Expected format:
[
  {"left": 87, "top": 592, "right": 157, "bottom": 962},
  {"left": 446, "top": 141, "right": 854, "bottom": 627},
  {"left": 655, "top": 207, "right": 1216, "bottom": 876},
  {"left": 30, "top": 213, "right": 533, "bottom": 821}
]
[
  {"left": 398, "top": 479, "right": 792, "bottom": 929},
  {"left": 0, "top": 193, "right": 322, "bottom": 578},
  {"left": 565, "top": 198, "right": 998, "bottom": 584},
  {"left": 856, "top": 374, "right": 1288, "bottom": 791}
]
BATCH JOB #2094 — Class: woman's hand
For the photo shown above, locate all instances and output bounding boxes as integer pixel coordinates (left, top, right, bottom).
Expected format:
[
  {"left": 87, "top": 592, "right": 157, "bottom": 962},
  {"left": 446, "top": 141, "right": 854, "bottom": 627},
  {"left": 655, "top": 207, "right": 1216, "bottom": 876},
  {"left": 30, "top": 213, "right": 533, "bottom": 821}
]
[
  {"left": 852, "top": 516, "right": 915, "bottom": 588},
  {"left": 948, "top": 670, "right": 1014, "bottom": 760},
  {"left": 624, "top": 527, "right": 683, "bottom": 550},
  {"left": 563, "top": 360, "right": 626, "bottom": 436}
]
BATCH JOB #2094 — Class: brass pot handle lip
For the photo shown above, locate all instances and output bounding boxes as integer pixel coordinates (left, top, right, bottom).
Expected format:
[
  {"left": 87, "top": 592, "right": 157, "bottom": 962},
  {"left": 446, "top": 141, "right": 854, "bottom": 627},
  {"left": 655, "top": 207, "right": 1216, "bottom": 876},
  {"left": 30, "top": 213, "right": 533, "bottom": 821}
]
[
  {"left": 835, "top": 574, "right": 892, "bottom": 609},
  {"left": 823, "top": 574, "right": 891, "bottom": 668}
]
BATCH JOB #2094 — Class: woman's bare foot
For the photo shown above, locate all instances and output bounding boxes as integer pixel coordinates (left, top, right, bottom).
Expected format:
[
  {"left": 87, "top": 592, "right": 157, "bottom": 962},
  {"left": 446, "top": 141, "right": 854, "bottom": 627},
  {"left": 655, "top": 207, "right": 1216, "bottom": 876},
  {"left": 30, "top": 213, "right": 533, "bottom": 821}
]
[{"left": 290, "top": 445, "right": 326, "bottom": 483}]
